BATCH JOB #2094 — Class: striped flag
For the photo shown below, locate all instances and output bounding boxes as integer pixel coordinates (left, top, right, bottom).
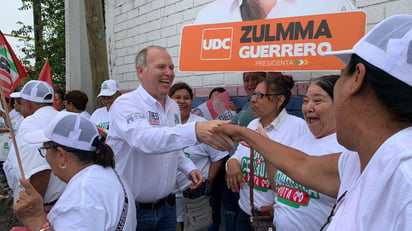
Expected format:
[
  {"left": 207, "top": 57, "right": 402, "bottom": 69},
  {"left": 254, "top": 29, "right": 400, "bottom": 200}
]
[{"left": 0, "top": 30, "right": 28, "bottom": 97}]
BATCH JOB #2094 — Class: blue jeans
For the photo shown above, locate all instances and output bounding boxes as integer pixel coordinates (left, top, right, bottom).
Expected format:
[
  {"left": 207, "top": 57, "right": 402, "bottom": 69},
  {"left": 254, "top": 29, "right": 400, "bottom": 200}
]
[
  {"left": 236, "top": 209, "right": 251, "bottom": 231},
  {"left": 136, "top": 202, "right": 176, "bottom": 231},
  {"left": 209, "top": 163, "right": 240, "bottom": 231}
]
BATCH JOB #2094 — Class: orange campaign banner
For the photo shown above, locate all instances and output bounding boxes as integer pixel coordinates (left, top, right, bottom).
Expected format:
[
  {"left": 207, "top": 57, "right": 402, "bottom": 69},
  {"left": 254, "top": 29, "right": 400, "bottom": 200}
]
[{"left": 179, "top": 11, "right": 366, "bottom": 72}]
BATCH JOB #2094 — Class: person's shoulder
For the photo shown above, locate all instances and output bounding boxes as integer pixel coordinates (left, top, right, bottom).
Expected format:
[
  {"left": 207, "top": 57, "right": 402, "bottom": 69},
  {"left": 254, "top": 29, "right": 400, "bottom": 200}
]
[
  {"left": 92, "top": 107, "right": 107, "bottom": 115},
  {"left": 246, "top": 117, "right": 260, "bottom": 128},
  {"left": 189, "top": 113, "right": 207, "bottom": 122},
  {"left": 285, "top": 113, "right": 306, "bottom": 124},
  {"left": 22, "top": 107, "right": 58, "bottom": 128},
  {"left": 111, "top": 89, "right": 140, "bottom": 108}
]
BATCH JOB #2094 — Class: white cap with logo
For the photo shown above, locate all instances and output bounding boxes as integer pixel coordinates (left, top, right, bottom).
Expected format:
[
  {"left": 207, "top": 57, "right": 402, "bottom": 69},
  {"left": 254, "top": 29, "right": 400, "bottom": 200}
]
[{"left": 97, "top": 79, "right": 120, "bottom": 97}]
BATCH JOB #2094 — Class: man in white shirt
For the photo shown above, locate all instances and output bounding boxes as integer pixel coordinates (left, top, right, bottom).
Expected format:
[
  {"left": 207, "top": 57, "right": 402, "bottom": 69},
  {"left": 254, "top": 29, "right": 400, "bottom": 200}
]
[
  {"left": 106, "top": 46, "right": 233, "bottom": 230},
  {"left": 90, "top": 79, "right": 122, "bottom": 139},
  {"left": 4, "top": 80, "right": 66, "bottom": 207}
]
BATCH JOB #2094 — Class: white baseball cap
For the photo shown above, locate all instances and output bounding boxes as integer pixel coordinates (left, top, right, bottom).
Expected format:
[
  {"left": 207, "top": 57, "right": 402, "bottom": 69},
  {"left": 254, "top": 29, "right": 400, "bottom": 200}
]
[
  {"left": 11, "top": 80, "right": 54, "bottom": 103},
  {"left": 23, "top": 111, "right": 99, "bottom": 152},
  {"left": 97, "top": 79, "right": 120, "bottom": 97},
  {"left": 326, "top": 14, "right": 412, "bottom": 87},
  {"left": 10, "top": 92, "right": 20, "bottom": 98}
]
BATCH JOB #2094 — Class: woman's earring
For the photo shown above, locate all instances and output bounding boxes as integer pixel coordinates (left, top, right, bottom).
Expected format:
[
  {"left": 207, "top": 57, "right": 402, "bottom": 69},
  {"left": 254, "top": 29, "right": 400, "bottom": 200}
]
[{"left": 59, "top": 163, "right": 67, "bottom": 169}]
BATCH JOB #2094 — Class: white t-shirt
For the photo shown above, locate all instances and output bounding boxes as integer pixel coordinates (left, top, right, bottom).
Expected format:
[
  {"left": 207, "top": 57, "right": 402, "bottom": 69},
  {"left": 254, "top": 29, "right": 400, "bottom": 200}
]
[
  {"left": 8, "top": 109, "right": 24, "bottom": 152},
  {"left": 90, "top": 107, "right": 110, "bottom": 131},
  {"left": 107, "top": 85, "right": 198, "bottom": 203},
  {"left": 0, "top": 116, "right": 9, "bottom": 161},
  {"left": 9, "top": 109, "right": 24, "bottom": 131},
  {"left": 79, "top": 111, "right": 90, "bottom": 118},
  {"left": 48, "top": 165, "right": 137, "bottom": 230},
  {"left": 274, "top": 133, "right": 347, "bottom": 231},
  {"left": 4, "top": 106, "right": 66, "bottom": 203},
  {"left": 195, "top": 0, "right": 356, "bottom": 25},
  {"left": 326, "top": 127, "right": 412, "bottom": 231},
  {"left": 230, "top": 109, "right": 308, "bottom": 215},
  {"left": 175, "top": 113, "right": 229, "bottom": 222}
]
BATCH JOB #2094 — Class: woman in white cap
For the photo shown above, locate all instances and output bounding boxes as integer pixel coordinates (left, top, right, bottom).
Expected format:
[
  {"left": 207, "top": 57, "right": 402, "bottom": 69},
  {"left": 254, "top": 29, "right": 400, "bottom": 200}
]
[
  {"left": 216, "top": 14, "right": 412, "bottom": 230},
  {"left": 13, "top": 112, "right": 136, "bottom": 230}
]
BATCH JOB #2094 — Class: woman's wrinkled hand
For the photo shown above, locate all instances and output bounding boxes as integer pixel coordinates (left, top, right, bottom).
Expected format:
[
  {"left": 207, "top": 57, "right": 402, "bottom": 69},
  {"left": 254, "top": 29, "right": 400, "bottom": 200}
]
[{"left": 225, "top": 159, "right": 244, "bottom": 192}]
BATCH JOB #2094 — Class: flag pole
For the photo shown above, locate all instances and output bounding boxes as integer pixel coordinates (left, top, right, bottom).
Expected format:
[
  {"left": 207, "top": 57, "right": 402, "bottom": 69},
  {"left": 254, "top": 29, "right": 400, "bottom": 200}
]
[{"left": 0, "top": 85, "right": 24, "bottom": 179}]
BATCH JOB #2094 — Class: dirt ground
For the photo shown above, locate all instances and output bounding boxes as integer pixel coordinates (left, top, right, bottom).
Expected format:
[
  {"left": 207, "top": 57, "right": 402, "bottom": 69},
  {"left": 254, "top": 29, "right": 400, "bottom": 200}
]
[{"left": 0, "top": 172, "right": 23, "bottom": 231}]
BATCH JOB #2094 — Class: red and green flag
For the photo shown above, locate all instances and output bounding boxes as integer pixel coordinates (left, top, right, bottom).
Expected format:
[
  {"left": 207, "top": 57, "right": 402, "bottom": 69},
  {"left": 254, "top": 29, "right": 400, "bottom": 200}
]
[{"left": 0, "top": 30, "right": 28, "bottom": 97}]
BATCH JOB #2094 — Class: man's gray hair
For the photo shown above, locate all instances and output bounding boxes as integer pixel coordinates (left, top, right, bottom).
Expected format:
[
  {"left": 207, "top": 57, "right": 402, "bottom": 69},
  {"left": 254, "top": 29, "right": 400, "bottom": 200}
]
[{"left": 135, "top": 46, "right": 167, "bottom": 78}]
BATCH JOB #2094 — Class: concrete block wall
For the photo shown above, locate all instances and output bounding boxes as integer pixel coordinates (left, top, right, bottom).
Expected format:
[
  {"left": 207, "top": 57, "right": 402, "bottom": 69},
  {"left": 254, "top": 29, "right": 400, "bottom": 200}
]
[{"left": 104, "top": 0, "right": 411, "bottom": 101}]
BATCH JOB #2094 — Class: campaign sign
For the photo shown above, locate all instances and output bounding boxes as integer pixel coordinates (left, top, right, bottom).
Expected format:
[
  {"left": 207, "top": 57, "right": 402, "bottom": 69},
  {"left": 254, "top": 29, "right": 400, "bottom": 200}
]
[{"left": 179, "top": 11, "right": 366, "bottom": 72}]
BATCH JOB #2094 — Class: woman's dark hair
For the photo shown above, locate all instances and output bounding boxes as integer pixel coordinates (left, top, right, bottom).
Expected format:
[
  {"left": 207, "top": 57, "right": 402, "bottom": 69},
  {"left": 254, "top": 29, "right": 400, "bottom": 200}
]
[
  {"left": 240, "top": 0, "right": 265, "bottom": 21},
  {"left": 347, "top": 54, "right": 412, "bottom": 122},
  {"left": 64, "top": 90, "right": 89, "bottom": 111},
  {"left": 259, "top": 75, "right": 294, "bottom": 111},
  {"left": 310, "top": 75, "right": 340, "bottom": 99},
  {"left": 243, "top": 72, "right": 267, "bottom": 80},
  {"left": 169, "top": 82, "right": 193, "bottom": 100},
  {"left": 208, "top": 87, "right": 226, "bottom": 99},
  {"left": 49, "top": 138, "right": 115, "bottom": 168}
]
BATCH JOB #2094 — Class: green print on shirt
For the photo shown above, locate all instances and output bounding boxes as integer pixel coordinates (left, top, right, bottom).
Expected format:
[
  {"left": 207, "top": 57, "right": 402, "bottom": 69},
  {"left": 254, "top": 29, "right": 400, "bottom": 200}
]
[
  {"left": 240, "top": 152, "right": 272, "bottom": 192},
  {"left": 98, "top": 122, "right": 109, "bottom": 130},
  {"left": 183, "top": 150, "right": 190, "bottom": 158},
  {"left": 174, "top": 114, "right": 180, "bottom": 124},
  {"left": 275, "top": 171, "right": 320, "bottom": 208}
]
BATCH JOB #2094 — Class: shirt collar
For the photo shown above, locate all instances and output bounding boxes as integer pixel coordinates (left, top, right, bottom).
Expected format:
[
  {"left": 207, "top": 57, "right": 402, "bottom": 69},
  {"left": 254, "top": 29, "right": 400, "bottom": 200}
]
[
  {"left": 136, "top": 85, "right": 174, "bottom": 110},
  {"left": 258, "top": 108, "right": 288, "bottom": 132}
]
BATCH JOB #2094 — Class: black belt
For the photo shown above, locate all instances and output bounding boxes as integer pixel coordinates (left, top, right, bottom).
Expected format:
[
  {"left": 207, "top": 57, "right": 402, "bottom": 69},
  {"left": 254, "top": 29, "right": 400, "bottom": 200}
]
[{"left": 137, "top": 194, "right": 176, "bottom": 210}]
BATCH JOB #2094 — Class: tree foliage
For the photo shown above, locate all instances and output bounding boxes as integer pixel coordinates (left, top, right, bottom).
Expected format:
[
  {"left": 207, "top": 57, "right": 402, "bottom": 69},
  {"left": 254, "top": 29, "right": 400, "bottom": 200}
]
[{"left": 12, "top": 0, "right": 65, "bottom": 90}]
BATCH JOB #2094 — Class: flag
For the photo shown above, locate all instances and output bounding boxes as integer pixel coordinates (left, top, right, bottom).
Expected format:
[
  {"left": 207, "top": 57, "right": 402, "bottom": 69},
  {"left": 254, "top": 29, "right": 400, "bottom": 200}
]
[
  {"left": 0, "top": 30, "right": 28, "bottom": 98},
  {"left": 38, "top": 58, "right": 52, "bottom": 85},
  {"left": 38, "top": 58, "right": 57, "bottom": 109}
]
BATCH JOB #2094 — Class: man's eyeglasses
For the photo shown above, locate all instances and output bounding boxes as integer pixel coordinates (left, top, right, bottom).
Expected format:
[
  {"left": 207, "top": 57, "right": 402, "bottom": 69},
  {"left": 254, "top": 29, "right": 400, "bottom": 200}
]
[
  {"left": 38, "top": 146, "right": 56, "bottom": 158},
  {"left": 250, "top": 92, "right": 282, "bottom": 99},
  {"left": 320, "top": 190, "right": 348, "bottom": 230}
]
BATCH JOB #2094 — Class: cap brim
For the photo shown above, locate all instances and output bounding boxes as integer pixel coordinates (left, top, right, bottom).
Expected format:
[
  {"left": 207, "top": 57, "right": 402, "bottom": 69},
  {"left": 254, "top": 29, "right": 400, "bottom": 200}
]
[
  {"left": 97, "top": 90, "right": 117, "bottom": 97},
  {"left": 10, "top": 92, "right": 21, "bottom": 98},
  {"left": 324, "top": 49, "right": 355, "bottom": 66},
  {"left": 23, "top": 129, "right": 50, "bottom": 144}
]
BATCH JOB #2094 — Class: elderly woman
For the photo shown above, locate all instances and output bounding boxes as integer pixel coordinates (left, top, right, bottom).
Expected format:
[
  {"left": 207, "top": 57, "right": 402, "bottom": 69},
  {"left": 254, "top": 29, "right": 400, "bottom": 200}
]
[
  {"left": 271, "top": 75, "right": 349, "bottom": 230},
  {"left": 226, "top": 75, "right": 308, "bottom": 231},
  {"left": 13, "top": 112, "right": 136, "bottom": 230},
  {"left": 169, "top": 82, "right": 228, "bottom": 230},
  {"left": 216, "top": 15, "right": 412, "bottom": 230}
]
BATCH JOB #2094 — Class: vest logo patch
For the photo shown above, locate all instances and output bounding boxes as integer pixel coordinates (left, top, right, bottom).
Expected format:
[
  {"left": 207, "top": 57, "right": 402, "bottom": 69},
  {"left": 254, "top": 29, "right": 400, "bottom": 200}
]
[{"left": 148, "top": 111, "right": 160, "bottom": 125}]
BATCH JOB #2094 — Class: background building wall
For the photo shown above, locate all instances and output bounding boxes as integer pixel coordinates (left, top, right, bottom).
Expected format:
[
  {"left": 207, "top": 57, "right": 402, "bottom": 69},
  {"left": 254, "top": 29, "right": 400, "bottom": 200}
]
[
  {"left": 103, "top": 0, "right": 411, "bottom": 98},
  {"left": 65, "top": 0, "right": 95, "bottom": 113}
]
